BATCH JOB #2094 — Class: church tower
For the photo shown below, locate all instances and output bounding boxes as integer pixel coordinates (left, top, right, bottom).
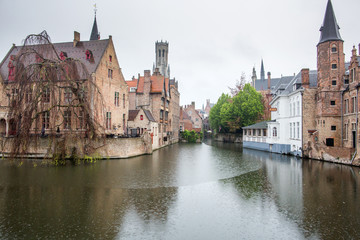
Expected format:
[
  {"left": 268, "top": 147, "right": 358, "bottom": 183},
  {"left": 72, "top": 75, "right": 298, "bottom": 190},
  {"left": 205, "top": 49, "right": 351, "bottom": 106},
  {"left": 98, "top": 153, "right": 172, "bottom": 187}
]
[
  {"left": 155, "top": 41, "right": 170, "bottom": 78},
  {"left": 90, "top": 7, "right": 100, "bottom": 40},
  {"left": 260, "top": 59, "right": 265, "bottom": 81},
  {"left": 251, "top": 66, "right": 257, "bottom": 88},
  {"left": 316, "top": 0, "right": 345, "bottom": 147}
]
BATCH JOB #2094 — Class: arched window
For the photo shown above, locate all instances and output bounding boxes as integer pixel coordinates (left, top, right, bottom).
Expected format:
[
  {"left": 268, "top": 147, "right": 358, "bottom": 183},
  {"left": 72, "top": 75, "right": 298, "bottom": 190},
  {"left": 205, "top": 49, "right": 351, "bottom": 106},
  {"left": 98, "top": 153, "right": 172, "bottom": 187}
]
[
  {"left": 159, "top": 50, "right": 161, "bottom": 57},
  {"left": 331, "top": 44, "right": 337, "bottom": 53},
  {"left": 273, "top": 127, "right": 277, "bottom": 137},
  {"left": 162, "top": 49, "right": 165, "bottom": 57}
]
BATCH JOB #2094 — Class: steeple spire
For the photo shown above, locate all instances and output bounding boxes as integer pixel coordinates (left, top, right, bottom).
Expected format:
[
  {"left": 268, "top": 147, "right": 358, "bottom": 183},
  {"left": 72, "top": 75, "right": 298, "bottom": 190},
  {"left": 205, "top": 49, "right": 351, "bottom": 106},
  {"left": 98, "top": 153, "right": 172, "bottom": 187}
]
[
  {"left": 90, "top": 5, "right": 100, "bottom": 41},
  {"left": 318, "top": 0, "right": 342, "bottom": 45},
  {"left": 260, "top": 59, "right": 265, "bottom": 81}
]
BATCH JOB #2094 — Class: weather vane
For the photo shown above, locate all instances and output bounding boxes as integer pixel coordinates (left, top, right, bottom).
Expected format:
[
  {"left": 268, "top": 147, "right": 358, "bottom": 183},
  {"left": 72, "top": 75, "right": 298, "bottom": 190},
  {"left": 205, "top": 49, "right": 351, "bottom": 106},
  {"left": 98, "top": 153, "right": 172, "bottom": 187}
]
[{"left": 94, "top": 3, "right": 97, "bottom": 15}]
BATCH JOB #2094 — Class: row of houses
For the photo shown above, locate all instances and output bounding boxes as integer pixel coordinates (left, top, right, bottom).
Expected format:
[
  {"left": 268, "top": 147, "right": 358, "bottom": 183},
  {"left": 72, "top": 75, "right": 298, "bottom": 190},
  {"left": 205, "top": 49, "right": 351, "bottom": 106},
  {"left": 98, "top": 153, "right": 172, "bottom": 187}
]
[
  {"left": 0, "top": 13, "right": 180, "bottom": 152},
  {"left": 179, "top": 99, "right": 214, "bottom": 133},
  {"left": 243, "top": 0, "right": 360, "bottom": 165}
]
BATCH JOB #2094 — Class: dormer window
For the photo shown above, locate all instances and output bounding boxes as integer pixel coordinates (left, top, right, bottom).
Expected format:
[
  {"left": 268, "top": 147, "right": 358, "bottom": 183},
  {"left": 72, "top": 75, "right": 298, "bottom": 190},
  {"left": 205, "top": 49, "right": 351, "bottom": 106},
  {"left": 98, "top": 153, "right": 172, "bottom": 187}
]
[
  {"left": 85, "top": 50, "right": 93, "bottom": 60},
  {"left": 59, "top": 51, "right": 67, "bottom": 61},
  {"left": 7, "top": 59, "right": 15, "bottom": 81}
]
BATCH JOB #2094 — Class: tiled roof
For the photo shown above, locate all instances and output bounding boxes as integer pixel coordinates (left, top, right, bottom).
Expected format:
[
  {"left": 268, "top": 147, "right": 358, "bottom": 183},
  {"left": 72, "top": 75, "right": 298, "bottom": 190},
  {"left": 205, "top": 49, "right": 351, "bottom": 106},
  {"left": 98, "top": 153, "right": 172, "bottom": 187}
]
[
  {"left": 144, "top": 110, "right": 156, "bottom": 122},
  {"left": 318, "top": 0, "right": 342, "bottom": 44},
  {"left": 180, "top": 109, "right": 191, "bottom": 120},
  {"left": 272, "top": 70, "right": 317, "bottom": 97},
  {"left": 126, "top": 74, "right": 171, "bottom": 94},
  {"left": 254, "top": 78, "right": 281, "bottom": 91},
  {"left": 126, "top": 79, "right": 138, "bottom": 89},
  {"left": 128, "top": 110, "right": 140, "bottom": 121},
  {"left": 136, "top": 77, "right": 145, "bottom": 93},
  {"left": 0, "top": 39, "right": 110, "bottom": 81}
]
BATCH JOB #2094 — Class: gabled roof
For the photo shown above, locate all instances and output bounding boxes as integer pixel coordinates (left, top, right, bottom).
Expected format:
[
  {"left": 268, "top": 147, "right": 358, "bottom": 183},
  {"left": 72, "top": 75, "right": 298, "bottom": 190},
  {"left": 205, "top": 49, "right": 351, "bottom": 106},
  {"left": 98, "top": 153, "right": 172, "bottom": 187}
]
[
  {"left": 271, "top": 70, "right": 317, "bottom": 98},
  {"left": 254, "top": 77, "right": 284, "bottom": 91},
  {"left": 126, "top": 78, "right": 138, "bottom": 89},
  {"left": 180, "top": 109, "right": 191, "bottom": 120},
  {"left": 143, "top": 110, "right": 156, "bottom": 122},
  {"left": 128, "top": 110, "right": 140, "bottom": 121},
  {"left": 128, "top": 109, "right": 156, "bottom": 122},
  {"left": 0, "top": 39, "right": 110, "bottom": 80},
  {"left": 318, "top": 0, "right": 343, "bottom": 45},
  {"left": 126, "top": 73, "right": 171, "bottom": 95}
]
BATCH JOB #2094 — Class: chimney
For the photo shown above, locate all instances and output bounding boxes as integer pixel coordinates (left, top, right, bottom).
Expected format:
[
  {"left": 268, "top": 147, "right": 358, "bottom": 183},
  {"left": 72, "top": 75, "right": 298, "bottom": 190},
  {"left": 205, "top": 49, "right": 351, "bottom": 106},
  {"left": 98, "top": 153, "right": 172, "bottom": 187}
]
[
  {"left": 144, "top": 70, "right": 151, "bottom": 77},
  {"left": 191, "top": 101, "right": 195, "bottom": 109},
  {"left": 154, "top": 68, "right": 160, "bottom": 75},
  {"left": 301, "top": 68, "right": 310, "bottom": 88},
  {"left": 267, "top": 72, "right": 271, "bottom": 90},
  {"left": 73, "top": 31, "right": 80, "bottom": 47}
]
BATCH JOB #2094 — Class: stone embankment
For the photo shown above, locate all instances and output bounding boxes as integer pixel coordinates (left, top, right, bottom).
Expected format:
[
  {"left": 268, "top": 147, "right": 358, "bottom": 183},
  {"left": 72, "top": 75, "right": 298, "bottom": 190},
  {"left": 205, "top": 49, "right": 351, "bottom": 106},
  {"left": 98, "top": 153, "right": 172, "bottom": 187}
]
[
  {"left": 212, "top": 133, "right": 242, "bottom": 143},
  {"left": 0, "top": 132, "right": 176, "bottom": 159}
]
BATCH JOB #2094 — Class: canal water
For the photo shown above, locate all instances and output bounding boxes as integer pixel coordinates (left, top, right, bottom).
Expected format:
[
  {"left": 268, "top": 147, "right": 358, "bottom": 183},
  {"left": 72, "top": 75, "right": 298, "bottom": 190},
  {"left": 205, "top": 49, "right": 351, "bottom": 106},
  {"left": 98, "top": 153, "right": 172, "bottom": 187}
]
[{"left": 0, "top": 141, "right": 359, "bottom": 239}]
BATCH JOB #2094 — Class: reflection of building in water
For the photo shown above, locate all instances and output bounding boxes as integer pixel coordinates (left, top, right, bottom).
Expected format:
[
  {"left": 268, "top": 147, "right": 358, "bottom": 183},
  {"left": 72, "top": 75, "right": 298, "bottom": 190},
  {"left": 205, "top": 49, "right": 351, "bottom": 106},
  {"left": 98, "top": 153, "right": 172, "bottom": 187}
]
[
  {"left": 127, "top": 187, "right": 178, "bottom": 223},
  {"left": 262, "top": 153, "right": 303, "bottom": 219},
  {"left": 301, "top": 161, "right": 360, "bottom": 239},
  {"left": 243, "top": 148, "right": 303, "bottom": 216}
]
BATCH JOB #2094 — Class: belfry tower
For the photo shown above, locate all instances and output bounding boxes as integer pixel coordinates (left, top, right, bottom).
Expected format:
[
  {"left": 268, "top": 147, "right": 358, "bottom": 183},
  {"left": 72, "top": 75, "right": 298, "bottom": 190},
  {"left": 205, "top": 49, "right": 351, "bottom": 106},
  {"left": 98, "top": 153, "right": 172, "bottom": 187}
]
[
  {"left": 155, "top": 41, "right": 170, "bottom": 78},
  {"left": 316, "top": 0, "right": 345, "bottom": 147}
]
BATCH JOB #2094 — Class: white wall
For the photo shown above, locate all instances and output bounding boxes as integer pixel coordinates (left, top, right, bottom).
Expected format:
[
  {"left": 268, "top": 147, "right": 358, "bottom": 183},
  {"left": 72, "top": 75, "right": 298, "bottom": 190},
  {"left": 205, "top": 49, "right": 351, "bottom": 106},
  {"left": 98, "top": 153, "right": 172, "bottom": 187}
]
[{"left": 268, "top": 90, "right": 302, "bottom": 152}]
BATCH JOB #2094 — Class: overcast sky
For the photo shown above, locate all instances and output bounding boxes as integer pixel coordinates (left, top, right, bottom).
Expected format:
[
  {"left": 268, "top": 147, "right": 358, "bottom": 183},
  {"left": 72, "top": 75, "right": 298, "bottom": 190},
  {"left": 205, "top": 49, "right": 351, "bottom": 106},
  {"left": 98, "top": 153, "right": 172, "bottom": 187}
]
[{"left": 1, "top": 0, "right": 359, "bottom": 108}]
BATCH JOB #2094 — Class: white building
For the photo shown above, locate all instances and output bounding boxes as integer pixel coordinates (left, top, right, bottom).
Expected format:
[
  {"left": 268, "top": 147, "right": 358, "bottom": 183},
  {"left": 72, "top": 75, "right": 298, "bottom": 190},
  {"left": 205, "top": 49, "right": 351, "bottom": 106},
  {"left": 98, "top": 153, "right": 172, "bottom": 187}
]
[
  {"left": 267, "top": 69, "right": 317, "bottom": 156},
  {"left": 243, "top": 69, "right": 317, "bottom": 156}
]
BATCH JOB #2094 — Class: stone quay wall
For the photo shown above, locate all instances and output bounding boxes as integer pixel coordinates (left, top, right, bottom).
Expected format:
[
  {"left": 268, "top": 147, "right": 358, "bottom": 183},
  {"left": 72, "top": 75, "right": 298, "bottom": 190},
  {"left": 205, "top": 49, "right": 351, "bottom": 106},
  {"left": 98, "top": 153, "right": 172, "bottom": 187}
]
[
  {"left": 212, "top": 133, "right": 242, "bottom": 143},
  {"left": 0, "top": 132, "right": 156, "bottom": 159}
]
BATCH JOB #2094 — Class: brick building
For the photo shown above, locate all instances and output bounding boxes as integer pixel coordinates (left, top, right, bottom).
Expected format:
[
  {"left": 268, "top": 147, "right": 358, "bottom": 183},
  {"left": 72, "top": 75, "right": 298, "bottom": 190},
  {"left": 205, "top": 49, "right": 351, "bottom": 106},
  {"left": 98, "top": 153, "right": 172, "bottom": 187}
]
[
  {"left": 302, "top": 0, "right": 360, "bottom": 164},
  {"left": 126, "top": 42, "right": 180, "bottom": 146},
  {"left": 182, "top": 102, "right": 203, "bottom": 132},
  {"left": 179, "top": 107, "right": 193, "bottom": 132},
  {"left": 0, "top": 15, "right": 128, "bottom": 137}
]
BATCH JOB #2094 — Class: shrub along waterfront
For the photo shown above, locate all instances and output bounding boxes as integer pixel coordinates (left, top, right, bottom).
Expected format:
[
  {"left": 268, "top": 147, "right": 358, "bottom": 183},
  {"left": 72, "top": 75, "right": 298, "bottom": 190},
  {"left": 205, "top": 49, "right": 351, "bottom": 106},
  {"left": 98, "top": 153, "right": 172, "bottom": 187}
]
[{"left": 181, "top": 130, "right": 203, "bottom": 143}]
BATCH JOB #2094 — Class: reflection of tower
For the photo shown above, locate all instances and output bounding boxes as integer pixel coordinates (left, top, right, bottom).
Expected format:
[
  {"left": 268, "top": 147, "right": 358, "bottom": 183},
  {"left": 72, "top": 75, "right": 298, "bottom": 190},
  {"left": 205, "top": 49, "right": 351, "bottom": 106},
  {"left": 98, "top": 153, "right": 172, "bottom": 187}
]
[{"left": 155, "top": 41, "right": 170, "bottom": 78}]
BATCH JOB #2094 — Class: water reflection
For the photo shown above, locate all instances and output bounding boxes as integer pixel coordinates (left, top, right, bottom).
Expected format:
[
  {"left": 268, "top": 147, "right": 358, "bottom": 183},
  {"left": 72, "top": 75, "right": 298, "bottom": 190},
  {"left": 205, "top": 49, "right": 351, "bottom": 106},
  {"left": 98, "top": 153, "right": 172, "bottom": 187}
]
[{"left": 0, "top": 142, "right": 359, "bottom": 239}]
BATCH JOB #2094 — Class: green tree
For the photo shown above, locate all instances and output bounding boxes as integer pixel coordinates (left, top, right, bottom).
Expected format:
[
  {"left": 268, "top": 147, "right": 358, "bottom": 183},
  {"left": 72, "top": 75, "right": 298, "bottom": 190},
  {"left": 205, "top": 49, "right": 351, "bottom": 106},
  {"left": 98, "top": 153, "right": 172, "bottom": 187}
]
[
  {"left": 209, "top": 93, "right": 231, "bottom": 132},
  {"left": 233, "top": 84, "right": 263, "bottom": 127},
  {"left": 209, "top": 84, "right": 263, "bottom": 133}
]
